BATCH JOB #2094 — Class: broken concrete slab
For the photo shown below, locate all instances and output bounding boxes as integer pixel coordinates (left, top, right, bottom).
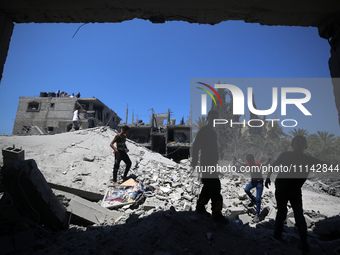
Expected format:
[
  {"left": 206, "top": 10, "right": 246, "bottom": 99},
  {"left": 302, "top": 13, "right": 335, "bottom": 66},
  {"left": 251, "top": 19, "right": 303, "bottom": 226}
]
[
  {"left": 54, "top": 189, "right": 121, "bottom": 225},
  {"left": 142, "top": 197, "right": 166, "bottom": 211},
  {"left": 48, "top": 182, "right": 103, "bottom": 201},
  {"left": 238, "top": 214, "right": 253, "bottom": 225},
  {"left": 227, "top": 207, "right": 246, "bottom": 219},
  {"left": 2, "top": 159, "right": 68, "bottom": 230}
]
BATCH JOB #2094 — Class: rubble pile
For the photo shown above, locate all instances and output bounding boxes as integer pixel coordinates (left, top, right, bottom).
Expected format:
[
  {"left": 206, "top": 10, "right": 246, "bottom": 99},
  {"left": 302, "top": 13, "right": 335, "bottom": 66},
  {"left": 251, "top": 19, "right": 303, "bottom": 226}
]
[
  {"left": 305, "top": 179, "right": 340, "bottom": 198},
  {"left": 1, "top": 127, "right": 340, "bottom": 254}
]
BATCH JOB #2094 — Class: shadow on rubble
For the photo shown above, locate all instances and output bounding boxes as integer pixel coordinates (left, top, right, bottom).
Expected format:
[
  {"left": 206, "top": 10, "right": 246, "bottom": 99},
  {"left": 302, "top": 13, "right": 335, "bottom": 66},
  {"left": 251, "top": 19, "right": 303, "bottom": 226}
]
[
  {"left": 2, "top": 189, "right": 336, "bottom": 255},
  {"left": 1, "top": 160, "right": 340, "bottom": 255}
]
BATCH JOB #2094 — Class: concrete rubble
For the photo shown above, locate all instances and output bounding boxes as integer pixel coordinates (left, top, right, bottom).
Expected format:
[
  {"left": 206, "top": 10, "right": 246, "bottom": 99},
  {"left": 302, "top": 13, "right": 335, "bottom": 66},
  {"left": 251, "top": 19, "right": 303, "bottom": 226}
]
[{"left": 1, "top": 127, "right": 340, "bottom": 254}]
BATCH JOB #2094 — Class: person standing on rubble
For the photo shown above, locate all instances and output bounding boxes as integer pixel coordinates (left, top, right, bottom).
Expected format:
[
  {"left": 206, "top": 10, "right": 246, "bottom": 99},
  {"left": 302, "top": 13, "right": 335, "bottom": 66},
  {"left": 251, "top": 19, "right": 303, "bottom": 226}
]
[
  {"left": 72, "top": 106, "right": 82, "bottom": 130},
  {"left": 191, "top": 110, "right": 229, "bottom": 224},
  {"left": 265, "top": 136, "right": 327, "bottom": 255},
  {"left": 233, "top": 153, "right": 272, "bottom": 223},
  {"left": 110, "top": 125, "right": 132, "bottom": 185}
]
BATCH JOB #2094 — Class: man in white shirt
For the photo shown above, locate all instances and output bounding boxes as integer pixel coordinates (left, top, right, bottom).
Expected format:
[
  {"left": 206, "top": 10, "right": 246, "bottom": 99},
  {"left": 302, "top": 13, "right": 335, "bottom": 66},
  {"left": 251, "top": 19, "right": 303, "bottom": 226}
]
[{"left": 72, "top": 106, "right": 82, "bottom": 130}]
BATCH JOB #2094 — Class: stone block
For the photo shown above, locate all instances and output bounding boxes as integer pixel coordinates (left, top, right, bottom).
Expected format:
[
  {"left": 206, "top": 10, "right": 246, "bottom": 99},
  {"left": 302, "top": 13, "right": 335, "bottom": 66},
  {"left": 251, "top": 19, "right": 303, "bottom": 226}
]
[{"left": 2, "top": 146, "right": 25, "bottom": 165}]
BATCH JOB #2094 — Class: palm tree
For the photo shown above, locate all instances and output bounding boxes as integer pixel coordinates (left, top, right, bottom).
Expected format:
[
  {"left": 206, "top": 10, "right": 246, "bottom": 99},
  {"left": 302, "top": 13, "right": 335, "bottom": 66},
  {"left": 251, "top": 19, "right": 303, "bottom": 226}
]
[
  {"left": 230, "top": 128, "right": 250, "bottom": 157},
  {"left": 289, "top": 128, "right": 309, "bottom": 138},
  {"left": 192, "top": 116, "right": 208, "bottom": 139},
  {"left": 308, "top": 131, "right": 335, "bottom": 151}
]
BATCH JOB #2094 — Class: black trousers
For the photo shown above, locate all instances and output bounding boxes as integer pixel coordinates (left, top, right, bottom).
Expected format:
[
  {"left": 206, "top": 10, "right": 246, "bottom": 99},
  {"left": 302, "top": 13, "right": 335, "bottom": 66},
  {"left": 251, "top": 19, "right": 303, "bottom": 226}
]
[
  {"left": 274, "top": 186, "right": 308, "bottom": 246},
  {"left": 196, "top": 178, "right": 223, "bottom": 213},
  {"left": 113, "top": 150, "right": 131, "bottom": 182}
]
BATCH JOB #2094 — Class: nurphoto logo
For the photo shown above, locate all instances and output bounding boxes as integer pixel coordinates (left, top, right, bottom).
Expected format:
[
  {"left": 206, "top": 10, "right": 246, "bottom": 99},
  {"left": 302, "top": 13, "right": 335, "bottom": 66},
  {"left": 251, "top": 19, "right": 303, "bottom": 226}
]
[{"left": 196, "top": 81, "right": 312, "bottom": 128}]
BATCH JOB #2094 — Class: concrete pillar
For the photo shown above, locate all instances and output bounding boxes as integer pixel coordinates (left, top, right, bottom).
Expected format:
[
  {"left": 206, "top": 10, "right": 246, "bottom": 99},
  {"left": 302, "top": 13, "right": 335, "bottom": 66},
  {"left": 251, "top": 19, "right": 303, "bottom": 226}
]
[
  {"left": 0, "top": 12, "right": 14, "bottom": 83},
  {"left": 319, "top": 18, "right": 340, "bottom": 126}
]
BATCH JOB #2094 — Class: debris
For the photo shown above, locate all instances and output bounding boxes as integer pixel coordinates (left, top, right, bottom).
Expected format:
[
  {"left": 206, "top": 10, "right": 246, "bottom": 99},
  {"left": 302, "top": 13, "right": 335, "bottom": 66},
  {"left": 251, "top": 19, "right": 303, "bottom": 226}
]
[
  {"left": 83, "top": 156, "right": 95, "bottom": 162},
  {"left": 1, "top": 159, "right": 68, "bottom": 230},
  {"left": 101, "top": 180, "right": 144, "bottom": 209},
  {"left": 227, "top": 207, "right": 246, "bottom": 219},
  {"left": 54, "top": 189, "right": 122, "bottom": 225},
  {"left": 238, "top": 214, "right": 253, "bottom": 225}
]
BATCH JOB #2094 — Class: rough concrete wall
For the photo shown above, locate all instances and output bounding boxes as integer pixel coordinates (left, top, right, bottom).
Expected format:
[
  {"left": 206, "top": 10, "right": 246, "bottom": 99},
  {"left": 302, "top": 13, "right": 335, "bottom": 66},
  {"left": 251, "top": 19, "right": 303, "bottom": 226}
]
[
  {"left": 319, "top": 18, "right": 340, "bottom": 126},
  {"left": 13, "top": 97, "right": 77, "bottom": 134},
  {"left": 0, "top": 12, "right": 13, "bottom": 82},
  {"left": 13, "top": 97, "right": 120, "bottom": 134},
  {"left": 329, "top": 35, "right": 340, "bottom": 126},
  {"left": 0, "top": 1, "right": 339, "bottom": 27}
]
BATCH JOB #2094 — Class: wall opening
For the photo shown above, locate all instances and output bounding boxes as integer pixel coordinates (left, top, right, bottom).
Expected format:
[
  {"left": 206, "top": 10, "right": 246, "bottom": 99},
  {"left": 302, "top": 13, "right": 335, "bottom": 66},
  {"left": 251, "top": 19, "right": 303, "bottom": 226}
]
[{"left": 27, "top": 101, "right": 40, "bottom": 112}]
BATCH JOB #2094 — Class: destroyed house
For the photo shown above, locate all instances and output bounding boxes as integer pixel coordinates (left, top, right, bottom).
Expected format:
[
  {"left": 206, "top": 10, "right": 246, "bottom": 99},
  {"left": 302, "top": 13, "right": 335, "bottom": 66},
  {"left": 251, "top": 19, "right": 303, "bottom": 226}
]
[
  {"left": 13, "top": 94, "right": 121, "bottom": 135},
  {"left": 119, "top": 110, "right": 191, "bottom": 161}
]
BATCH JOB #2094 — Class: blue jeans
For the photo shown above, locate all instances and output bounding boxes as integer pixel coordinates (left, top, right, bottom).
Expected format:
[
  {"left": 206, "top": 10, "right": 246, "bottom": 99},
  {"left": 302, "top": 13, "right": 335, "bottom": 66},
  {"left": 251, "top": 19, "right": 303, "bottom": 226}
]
[{"left": 244, "top": 180, "right": 263, "bottom": 214}]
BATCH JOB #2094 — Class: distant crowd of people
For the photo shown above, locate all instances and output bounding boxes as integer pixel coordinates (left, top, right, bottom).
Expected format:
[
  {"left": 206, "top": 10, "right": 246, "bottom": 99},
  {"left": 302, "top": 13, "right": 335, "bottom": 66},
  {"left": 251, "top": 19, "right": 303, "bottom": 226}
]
[{"left": 56, "top": 90, "right": 81, "bottom": 98}]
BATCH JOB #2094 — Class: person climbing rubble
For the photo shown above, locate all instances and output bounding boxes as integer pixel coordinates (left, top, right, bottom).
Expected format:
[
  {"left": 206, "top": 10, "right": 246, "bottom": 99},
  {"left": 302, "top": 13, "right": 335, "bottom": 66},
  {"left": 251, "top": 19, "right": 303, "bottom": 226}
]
[
  {"left": 191, "top": 110, "right": 229, "bottom": 224},
  {"left": 110, "top": 125, "right": 132, "bottom": 185},
  {"left": 265, "top": 136, "right": 329, "bottom": 255},
  {"left": 233, "top": 153, "right": 272, "bottom": 223}
]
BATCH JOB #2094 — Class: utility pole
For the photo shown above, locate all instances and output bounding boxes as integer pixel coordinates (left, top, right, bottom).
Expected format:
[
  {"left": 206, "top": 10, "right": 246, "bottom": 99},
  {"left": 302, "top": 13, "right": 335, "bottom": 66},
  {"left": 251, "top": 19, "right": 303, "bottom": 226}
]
[{"left": 125, "top": 104, "right": 128, "bottom": 124}]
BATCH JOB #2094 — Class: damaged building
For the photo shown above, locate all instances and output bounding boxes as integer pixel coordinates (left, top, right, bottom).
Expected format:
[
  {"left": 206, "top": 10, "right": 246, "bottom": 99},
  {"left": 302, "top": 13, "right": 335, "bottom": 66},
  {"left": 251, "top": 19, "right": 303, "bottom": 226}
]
[
  {"left": 120, "top": 109, "right": 191, "bottom": 162},
  {"left": 12, "top": 93, "right": 121, "bottom": 135}
]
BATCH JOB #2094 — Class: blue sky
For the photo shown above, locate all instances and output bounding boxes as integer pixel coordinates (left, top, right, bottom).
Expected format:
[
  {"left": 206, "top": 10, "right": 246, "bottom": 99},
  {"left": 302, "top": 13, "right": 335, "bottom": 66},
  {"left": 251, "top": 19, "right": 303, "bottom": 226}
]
[{"left": 0, "top": 19, "right": 339, "bottom": 136}]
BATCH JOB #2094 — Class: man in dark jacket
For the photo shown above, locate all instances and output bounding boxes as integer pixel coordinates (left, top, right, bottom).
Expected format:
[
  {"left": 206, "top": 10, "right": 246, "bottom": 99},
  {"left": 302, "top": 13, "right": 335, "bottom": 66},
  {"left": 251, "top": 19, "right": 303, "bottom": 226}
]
[
  {"left": 191, "top": 110, "right": 228, "bottom": 224},
  {"left": 265, "top": 136, "right": 326, "bottom": 255}
]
